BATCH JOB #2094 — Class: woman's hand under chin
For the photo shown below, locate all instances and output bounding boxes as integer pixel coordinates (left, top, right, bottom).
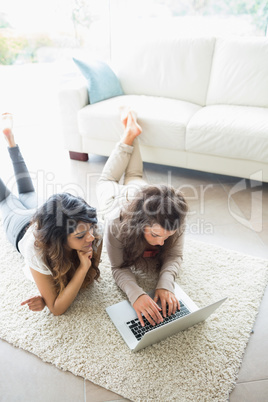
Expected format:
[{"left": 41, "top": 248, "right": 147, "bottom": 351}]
[{"left": 77, "top": 248, "right": 93, "bottom": 271}]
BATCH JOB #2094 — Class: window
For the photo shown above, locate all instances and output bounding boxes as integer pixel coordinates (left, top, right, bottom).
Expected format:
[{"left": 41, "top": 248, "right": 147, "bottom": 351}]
[{"left": 1, "top": 0, "right": 267, "bottom": 67}]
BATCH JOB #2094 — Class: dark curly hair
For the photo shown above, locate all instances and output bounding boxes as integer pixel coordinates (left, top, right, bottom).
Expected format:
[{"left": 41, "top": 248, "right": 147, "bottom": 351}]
[
  {"left": 118, "top": 184, "right": 188, "bottom": 268},
  {"left": 31, "top": 193, "right": 101, "bottom": 294}
]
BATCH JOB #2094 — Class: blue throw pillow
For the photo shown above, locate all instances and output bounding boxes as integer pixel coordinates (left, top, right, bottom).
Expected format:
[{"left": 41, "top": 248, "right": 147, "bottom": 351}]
[{"left": 73, "top": 58, "right": 124, "bottom": 104}]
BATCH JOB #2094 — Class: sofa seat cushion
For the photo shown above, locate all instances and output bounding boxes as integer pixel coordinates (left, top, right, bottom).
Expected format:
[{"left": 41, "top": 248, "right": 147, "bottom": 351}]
[
  {"left": 78, "top": 94, "right": 201, "bottom": 151},
  {"left": 186, "top": 105, "right": 268, "bottom": 163}
]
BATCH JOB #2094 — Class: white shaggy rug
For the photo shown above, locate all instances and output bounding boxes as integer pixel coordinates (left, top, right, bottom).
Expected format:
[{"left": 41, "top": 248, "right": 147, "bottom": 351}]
[{"left": 0, "top": 224, "right": 268, "bottom": 402}]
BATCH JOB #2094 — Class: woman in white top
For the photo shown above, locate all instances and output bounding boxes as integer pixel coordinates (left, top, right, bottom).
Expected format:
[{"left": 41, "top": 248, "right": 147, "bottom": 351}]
[
  {"left": 97, "top": 110, "right": 188, "bottom": 327},
  {"left": 0, "top": 114, "right": 102, "bottom": 315}
]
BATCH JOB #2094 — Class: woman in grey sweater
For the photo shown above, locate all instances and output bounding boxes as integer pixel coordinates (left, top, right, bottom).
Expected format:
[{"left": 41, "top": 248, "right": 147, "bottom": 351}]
[{"left": 97, "top": 110, "right": 188, "bottom": 327}]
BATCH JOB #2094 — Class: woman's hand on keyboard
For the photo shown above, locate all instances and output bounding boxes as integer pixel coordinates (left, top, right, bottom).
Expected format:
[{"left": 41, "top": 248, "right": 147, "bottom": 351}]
[
  {"left": 133, "top": 294, "right": 163, "bottom": 327},
  {"left": 154, "top": 289, "right": 180, "bottom": 317}
]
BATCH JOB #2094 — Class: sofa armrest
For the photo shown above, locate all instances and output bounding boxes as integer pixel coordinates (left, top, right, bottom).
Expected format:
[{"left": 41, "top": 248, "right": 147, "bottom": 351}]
[{"left": 58, "top": 80, "right": 89, "bottom": 153}]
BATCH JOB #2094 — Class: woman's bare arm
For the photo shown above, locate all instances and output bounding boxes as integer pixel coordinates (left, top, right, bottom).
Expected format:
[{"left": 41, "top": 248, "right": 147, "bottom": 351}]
[{"left": 28, "top": 249, "right": 93, "bottom": 315}]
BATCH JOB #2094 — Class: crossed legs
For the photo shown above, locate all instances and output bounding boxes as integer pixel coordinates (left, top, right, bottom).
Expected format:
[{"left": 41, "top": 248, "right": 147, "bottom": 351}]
[{"left": 96, "top": 110, "right": 147, "bottom": 219}]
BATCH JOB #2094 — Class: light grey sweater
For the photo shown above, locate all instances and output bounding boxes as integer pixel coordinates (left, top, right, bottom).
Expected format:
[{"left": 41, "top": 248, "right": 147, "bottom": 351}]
[{"left": 104, "top": 215, "right": 185, "bottom": 305}]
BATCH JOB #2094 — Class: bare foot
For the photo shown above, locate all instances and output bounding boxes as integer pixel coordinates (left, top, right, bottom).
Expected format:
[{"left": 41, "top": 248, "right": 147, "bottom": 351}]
[
  {"left": 120, "top": 106, "right": 131, "bottom": 128},
  {"left": 119, "top": 106, "right": 138, "bottom": 129},
  {"left": 3, "top": 128, "right": 16, "bottom": 148},
  {"left": 119, "top": 106, "right": 129, "bottom": 129},
  {"left": 2, "top": 113, "right": 16, "bottom": 147},
  {"left": 122, "top": 111, "right": 142, "bottom": 146}
]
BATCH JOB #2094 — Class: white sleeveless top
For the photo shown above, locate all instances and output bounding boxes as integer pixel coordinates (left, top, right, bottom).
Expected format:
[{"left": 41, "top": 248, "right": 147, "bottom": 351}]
[{"left": 18, "top": 224, "right": 52, "bottom": 282}]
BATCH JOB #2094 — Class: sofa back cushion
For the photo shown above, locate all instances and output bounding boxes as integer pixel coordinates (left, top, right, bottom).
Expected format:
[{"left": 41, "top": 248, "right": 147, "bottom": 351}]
[
  {"left": 206, "top": 37, "right": 268, "bottom": 108},
  {"left": 113, "top": 37, "right": 215, "bottom": 106}
]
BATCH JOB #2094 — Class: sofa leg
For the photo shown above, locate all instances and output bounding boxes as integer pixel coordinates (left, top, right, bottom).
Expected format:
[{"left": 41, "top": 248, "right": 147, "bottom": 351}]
[{"left": 69, "top": 151, "right": 89, "bottom": 161}]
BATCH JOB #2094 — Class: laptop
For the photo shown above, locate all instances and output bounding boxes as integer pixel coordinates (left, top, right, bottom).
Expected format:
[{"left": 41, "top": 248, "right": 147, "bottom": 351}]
[{"left": 106, "top": 283, "right": 227, "bottom": 352}]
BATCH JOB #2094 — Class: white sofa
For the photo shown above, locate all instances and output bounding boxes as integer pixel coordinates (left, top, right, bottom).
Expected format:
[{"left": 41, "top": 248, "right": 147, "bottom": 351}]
[{"left": 59, "top": 37, "right": 268, "bottom": 182}]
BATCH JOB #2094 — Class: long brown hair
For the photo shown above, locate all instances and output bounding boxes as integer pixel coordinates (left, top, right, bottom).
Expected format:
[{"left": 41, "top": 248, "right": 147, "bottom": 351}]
[
  {"left": 31, "top": 193, "right": 101, "bottom": 295},
  {"left": 118, "top": 184, "right": 188, "bottom": 268}
]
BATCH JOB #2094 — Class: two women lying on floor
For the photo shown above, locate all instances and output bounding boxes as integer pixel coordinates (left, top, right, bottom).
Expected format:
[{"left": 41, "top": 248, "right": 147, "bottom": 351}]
[{"left": 0, "top": 111, "right": 188, "bottom": 325}]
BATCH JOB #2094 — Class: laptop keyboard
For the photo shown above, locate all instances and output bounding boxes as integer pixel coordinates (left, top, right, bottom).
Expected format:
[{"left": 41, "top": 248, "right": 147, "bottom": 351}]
[{"left": 126, "top": 301, "right": 190, "bottom": 341}]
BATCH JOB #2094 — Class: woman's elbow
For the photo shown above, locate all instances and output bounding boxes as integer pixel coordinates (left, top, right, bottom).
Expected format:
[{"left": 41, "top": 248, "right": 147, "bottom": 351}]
[
  {"left": 48, "top": 305, "right": 67, "bottom": 316},
  {"left": 51, "top": 310, "right": 63, "bottom": 316}
]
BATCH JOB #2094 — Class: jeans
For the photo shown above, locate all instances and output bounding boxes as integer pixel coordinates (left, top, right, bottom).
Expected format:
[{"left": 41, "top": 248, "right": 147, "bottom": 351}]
[{"left": 0, "top": 146, "right": 37, "bottom": 250}]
